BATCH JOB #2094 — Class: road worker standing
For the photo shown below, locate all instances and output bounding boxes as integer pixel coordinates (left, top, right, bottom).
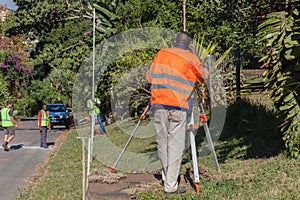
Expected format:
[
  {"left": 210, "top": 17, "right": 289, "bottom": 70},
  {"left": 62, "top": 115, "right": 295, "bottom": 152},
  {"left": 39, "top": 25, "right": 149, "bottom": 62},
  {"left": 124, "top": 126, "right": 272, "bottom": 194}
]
[
  {"left": 1, "top": 101, "right": 18, "bottom": 152},
  {"left": 38, "top": 104, "right": 50, "bottom": 148}
]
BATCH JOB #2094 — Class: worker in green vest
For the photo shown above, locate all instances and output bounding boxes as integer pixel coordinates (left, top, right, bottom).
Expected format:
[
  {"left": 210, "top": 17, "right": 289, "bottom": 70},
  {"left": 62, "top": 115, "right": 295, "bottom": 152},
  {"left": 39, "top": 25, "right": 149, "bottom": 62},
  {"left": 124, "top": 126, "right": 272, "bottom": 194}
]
[
  {"left": 1, "top": 101, "right": 18, "bottom": 152},
  {"left": 38, "top": 104, "right": 50, "bottom": 148},
  {"left": 87, "top": 97, "right": 106, "bottom": 134}
]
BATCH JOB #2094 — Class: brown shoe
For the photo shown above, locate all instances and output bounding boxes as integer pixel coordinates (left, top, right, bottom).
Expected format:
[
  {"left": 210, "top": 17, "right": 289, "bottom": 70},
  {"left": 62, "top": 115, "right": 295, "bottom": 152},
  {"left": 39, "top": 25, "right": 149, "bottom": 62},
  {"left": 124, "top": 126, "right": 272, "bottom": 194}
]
[
  {"left": 164, "top": 186, "right": 186, "bottom": 194},
  {"left": 2, "top": 143, "right": 9, "bottom": 151}
]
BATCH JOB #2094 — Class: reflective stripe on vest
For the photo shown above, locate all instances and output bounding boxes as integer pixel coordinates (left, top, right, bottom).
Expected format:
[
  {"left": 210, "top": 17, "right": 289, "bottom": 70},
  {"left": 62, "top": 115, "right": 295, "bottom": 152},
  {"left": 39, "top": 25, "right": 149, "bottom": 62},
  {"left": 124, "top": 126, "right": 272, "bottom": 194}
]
[
  {"left": 41, "top": 110, "right": 49, "bottom": 127},
  {"left": 147, "top": 47, "right": 205, "bottom": 110},
  {"left": 1, "top": 108, "right": 14, "bottom": 127}
]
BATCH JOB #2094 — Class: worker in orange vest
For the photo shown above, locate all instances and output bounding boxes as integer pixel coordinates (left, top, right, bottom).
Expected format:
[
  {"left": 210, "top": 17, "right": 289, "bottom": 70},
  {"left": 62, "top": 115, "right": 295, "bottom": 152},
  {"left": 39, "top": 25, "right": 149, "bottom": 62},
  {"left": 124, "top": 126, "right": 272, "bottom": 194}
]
[{"left": 146, "top": 32, "right": 209, "bottom": 194}]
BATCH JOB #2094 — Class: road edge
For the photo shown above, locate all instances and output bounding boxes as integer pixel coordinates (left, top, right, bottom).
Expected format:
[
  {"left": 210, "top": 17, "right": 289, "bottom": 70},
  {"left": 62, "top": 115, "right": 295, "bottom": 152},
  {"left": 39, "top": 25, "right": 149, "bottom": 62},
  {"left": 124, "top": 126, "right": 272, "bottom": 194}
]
[{"left": 15, "top": 129, "right": 72, "bottom": 198}]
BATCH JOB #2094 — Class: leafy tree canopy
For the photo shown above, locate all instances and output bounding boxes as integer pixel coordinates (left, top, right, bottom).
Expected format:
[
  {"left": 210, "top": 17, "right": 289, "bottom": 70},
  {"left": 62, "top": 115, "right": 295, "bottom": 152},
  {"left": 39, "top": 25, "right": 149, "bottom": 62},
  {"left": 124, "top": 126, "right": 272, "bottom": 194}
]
[
  {"left": 3, "top": 0, "right": 116, "bottom": 115},
  {"left": 5, "top": 0, "right": 116, "bottom": 76}
]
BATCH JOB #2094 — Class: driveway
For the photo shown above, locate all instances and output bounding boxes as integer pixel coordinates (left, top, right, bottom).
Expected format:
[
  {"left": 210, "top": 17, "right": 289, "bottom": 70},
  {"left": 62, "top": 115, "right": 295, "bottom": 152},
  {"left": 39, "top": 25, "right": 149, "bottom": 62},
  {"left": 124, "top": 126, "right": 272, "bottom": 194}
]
[{"left": 0, "top": 119, "right": 67, "bottom": 200}]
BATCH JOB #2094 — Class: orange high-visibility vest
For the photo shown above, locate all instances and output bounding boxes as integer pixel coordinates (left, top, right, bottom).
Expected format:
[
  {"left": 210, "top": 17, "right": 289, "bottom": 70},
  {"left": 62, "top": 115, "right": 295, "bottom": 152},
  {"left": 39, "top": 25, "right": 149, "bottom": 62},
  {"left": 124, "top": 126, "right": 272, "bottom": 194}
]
[{"left": 146, "top": 47, "right": 208, "bottom": 110}]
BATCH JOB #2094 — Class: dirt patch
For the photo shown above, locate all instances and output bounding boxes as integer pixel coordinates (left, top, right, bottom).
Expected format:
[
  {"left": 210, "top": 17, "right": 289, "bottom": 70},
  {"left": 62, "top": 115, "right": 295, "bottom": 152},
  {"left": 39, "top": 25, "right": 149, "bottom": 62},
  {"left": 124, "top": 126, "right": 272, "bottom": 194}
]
[
  {"left": 88, "top": 172, "right": 165, "bottom": 200},
  {"left": 87, "top": 165, "right": 217, "bottom": 200}
]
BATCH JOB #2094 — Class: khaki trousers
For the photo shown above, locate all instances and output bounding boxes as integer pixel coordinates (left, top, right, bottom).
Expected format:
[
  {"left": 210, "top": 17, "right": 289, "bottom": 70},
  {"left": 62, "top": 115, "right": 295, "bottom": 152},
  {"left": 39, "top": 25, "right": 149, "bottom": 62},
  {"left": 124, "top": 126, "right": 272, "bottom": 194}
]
[{"left": 154, "top": 108, "right": 187, "bottom": 193}]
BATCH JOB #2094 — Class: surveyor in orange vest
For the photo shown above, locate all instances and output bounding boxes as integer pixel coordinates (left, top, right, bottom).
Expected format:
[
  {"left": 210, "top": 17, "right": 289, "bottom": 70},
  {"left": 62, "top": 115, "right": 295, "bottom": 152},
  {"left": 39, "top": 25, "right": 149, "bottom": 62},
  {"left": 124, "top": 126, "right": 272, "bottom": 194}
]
[{"left": 146, "top": 32, "right": 208, "bottom": 194}]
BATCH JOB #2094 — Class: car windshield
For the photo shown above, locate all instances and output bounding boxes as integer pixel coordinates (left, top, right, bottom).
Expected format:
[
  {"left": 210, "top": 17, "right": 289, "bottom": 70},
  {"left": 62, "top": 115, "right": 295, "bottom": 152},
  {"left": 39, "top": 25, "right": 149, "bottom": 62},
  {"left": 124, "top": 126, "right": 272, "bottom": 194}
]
[{"left": 47, "top": 105, "right": 66, "bottom": 112}]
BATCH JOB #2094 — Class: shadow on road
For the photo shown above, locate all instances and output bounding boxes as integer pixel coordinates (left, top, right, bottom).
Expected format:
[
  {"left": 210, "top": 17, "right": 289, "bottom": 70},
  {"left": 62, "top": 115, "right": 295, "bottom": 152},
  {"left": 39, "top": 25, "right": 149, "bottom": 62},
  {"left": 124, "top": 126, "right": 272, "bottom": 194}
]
[
  {"left": 8, "top": 142, "right": 55, "bottom": 150},
  {"left": 9, "top": 144, "right": 24, "bottom": 150},
  {"left": 47, "top": 142, "right": 55, "bottom": 146}
]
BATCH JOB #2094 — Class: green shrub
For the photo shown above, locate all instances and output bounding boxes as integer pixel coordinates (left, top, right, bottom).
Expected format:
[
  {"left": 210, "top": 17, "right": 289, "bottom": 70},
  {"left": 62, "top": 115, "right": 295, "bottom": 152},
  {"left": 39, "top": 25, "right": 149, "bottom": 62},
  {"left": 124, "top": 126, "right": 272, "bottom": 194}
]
[{"left": 257, "top": 4, "right": 300, "bottom": 158}]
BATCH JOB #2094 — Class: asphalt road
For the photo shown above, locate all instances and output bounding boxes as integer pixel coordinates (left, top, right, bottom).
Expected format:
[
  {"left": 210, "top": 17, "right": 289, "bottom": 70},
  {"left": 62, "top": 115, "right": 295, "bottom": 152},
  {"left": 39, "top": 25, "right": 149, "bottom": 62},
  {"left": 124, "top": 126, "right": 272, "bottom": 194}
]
[{"left": 0, "top": 120, "right": 67, "bottom": 200}]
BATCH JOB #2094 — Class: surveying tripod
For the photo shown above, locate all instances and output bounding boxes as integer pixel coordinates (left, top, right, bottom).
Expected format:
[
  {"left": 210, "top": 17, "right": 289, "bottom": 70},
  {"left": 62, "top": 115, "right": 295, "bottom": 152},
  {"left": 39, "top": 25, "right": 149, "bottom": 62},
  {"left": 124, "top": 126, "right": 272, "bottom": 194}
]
[
  {"left": 107, "top": 93, "right": 220, "bottom": 194},
  {"left": 109, "top": 104, "right": 150, "bottom": 173},
  {"left": 186, "top": 94, "right": 220, "bottom": 193}
]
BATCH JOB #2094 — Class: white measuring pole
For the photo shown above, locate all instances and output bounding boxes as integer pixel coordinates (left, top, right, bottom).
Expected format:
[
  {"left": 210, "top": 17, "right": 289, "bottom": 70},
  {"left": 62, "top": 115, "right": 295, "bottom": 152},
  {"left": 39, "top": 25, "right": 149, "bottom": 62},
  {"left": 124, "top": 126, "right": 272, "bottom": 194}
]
[
  {"left": 187, "top": 111, "right": 200, "bottom": 193},
  {"left": 77, "top": 137, "right": 88, "bottom": 200},
  {"left": 86, "top": 137, "right": 91, "bottom": 190},
  {"left": 91, "top": 7, "right": 96, "bottom": 154},
  {"left": 87, "top": 7, "right": 96, "bottom": 189}
]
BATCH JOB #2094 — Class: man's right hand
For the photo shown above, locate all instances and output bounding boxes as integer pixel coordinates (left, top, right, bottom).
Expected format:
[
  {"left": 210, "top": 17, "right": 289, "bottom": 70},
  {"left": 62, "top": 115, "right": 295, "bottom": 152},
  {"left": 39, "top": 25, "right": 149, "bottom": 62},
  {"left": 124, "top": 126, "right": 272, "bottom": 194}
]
[{"left": 188, "top": 44, "right": 196, "bottom": 54}]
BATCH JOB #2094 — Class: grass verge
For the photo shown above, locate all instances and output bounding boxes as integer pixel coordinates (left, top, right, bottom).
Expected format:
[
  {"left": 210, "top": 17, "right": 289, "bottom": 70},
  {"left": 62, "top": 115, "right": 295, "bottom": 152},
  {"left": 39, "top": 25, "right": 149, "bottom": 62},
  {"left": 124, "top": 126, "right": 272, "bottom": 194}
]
[{"left": 15, "top": 97, "right": 300, "bottom": 200}]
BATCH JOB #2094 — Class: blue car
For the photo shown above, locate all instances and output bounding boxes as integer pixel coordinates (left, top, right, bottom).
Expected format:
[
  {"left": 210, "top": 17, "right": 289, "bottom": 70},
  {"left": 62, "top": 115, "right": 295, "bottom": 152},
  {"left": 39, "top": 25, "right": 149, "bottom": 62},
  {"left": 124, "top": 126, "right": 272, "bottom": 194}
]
[{"left": 46, "top": 104, "right": 73, "bottom": 129}]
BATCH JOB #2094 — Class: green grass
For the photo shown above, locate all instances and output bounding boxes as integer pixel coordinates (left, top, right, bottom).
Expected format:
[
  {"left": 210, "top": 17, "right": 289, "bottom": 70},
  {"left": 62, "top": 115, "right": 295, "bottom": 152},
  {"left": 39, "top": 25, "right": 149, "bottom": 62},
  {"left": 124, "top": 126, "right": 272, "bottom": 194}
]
[
  {"left": 15, "top": 97, "right": 300, "bottom": 200},
  {"left": 195, "top": 154, "right": 300, "bottom": 200},
  {"left": 139, "top": 97, "right": 300, "bottom": 200},
  {"left": 15, "top": 131, "right": 85, "bottom": 200},
  {"left": 141, "top": 154, "right": 300, "bottom": 199}
]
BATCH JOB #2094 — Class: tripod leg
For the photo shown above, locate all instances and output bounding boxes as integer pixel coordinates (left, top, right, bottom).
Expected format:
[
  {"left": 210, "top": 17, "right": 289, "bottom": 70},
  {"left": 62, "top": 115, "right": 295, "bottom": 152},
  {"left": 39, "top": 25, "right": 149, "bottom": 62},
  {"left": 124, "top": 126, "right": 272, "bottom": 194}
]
[
  {"left": 189, "top": 128, "right": 200, "bottom": 193},
  {"left": 109, "top": 104, "right": 149, "bottom": 172},
  {"left": 199, "top": 103, "right": 221, "bottom": 172},
  {"left": 203, "top": 122, "right": 221, "bottom": 172}
]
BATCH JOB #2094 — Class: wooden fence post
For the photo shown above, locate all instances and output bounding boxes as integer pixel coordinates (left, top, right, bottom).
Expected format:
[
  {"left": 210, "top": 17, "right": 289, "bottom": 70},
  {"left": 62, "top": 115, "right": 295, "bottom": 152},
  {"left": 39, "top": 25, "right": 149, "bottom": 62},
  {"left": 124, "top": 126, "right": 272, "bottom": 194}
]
[{"left": 235, "top": 46, "right": 241, "bottom": 98}]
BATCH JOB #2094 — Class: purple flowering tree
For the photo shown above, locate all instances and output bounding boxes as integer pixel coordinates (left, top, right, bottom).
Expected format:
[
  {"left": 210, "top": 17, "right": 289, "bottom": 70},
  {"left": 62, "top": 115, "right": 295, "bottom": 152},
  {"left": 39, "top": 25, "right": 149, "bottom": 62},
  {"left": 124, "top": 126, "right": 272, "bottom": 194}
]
[{"left": 1, "top": 52, "right": 33, "bottom": 99}]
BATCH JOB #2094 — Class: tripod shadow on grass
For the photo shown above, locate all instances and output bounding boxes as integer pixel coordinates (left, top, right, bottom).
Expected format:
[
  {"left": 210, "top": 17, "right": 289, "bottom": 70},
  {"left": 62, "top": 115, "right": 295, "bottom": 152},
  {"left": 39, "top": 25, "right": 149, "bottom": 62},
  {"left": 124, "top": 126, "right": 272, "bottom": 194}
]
[
  {"left": 213, "top": 98, "right": 284, "bottom": 163},
  {"left": 181, "top": 98, "right": 285, "bottom": 165}
]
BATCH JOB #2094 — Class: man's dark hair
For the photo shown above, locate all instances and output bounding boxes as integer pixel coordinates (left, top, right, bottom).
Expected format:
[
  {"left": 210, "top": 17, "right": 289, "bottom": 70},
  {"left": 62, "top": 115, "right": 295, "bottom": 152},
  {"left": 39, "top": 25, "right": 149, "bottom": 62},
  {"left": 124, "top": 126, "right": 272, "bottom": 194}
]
[
  {"left": 175, "top": 32, "right": 192, "bottom": 48},
  {"left": 6, "top": 101, "right": 13, "bottom": 106}
]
